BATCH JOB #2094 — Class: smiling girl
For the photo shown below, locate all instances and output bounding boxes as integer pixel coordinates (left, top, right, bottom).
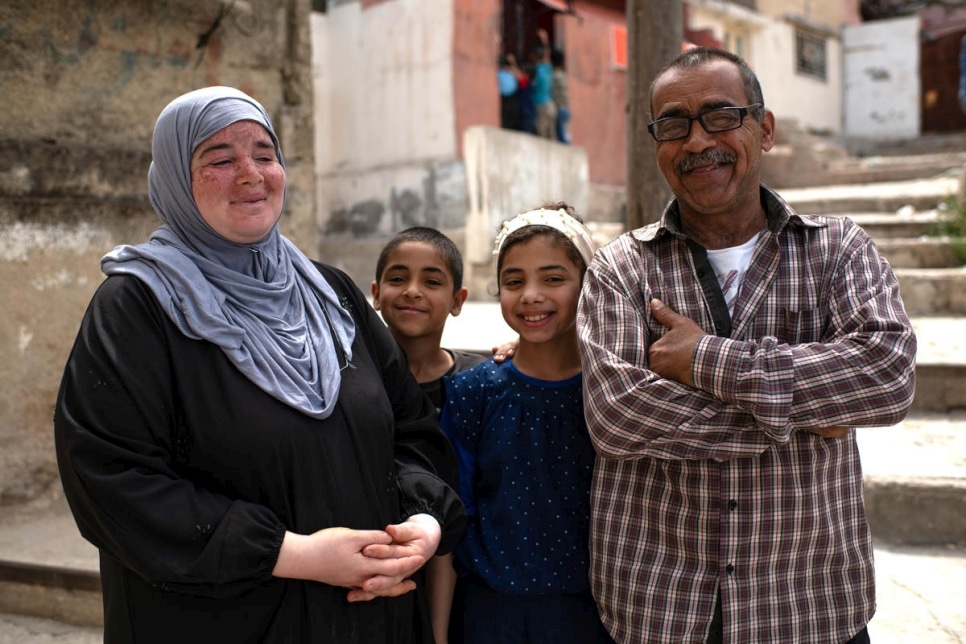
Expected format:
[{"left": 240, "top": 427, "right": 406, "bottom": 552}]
[{"left": 439, "top": 204, "right": 612, "bottom": 643}]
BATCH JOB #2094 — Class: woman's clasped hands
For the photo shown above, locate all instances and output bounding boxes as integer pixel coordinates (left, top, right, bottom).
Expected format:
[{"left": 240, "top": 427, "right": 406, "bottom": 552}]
[{"left": 273, "top": 513, "right": 442, "bottom": 602}]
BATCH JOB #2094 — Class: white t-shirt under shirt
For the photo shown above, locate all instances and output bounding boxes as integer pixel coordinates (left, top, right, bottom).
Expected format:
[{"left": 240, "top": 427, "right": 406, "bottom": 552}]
[{"left": 705, "top": 233, "right": 760, "bottom": 316}]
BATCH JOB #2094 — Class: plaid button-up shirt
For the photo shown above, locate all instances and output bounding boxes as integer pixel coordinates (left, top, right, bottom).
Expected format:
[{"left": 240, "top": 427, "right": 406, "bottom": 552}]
[{"left": 577, "top": 187, "right": 917, "bottom": 643}]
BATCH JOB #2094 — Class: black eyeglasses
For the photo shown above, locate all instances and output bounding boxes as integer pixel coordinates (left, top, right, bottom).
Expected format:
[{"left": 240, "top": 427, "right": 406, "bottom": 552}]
[{"left": 647, "top": 104, "right": 762, "bottom": 142}]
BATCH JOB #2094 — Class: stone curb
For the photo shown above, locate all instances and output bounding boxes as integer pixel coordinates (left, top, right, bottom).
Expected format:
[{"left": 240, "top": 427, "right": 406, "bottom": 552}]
[{"left": 865, "top": 477, "right": 966, "bottom": 546}]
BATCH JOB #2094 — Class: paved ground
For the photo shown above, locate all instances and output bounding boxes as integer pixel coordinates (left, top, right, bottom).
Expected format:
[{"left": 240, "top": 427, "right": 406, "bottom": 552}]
[
  {"left": 0, "top": 613, "right": 100, "bottom": 644},
  {"left": 1, "top": 541, "right": 964, "bottom": 642}
]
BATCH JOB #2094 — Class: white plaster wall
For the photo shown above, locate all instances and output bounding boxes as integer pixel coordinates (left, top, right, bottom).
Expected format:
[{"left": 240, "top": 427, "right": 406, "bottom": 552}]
[
  {"left": 752, "top": 22, "right": 842, "bottom": 134},
  {"left": 462, "top": 125, "right": 591, "bottom": 304},
  {"left": 311, "top": 0, "right": 463, "bottom": 242},
  {"left": 842, "top": 16, "right": 920, "bottom": 141},
  {"left": 688, "top": 3, "right": 765, "bottom": 60},
  {"left": 312, "top": 0, "right": 456, "bottom": 175},
  {"left": 311, "top": 11, "right": 334, "bottom": 185},
  {"left": 463, "top": 125, "right": 589, "bottom": 263},
  {"left": 687, "top": 9, "right": 842, "bottom": 135}
]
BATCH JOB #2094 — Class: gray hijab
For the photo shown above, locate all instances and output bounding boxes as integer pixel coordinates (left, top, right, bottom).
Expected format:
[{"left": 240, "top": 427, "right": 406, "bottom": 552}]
[{"left": 102, "top": 86, "right": 354, "bottom": 419}]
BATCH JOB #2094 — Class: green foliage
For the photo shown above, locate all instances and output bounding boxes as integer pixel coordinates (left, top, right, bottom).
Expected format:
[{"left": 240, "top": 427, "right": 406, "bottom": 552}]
[{"left": 931, "top": 195, "right": 966, "bottom": 265}]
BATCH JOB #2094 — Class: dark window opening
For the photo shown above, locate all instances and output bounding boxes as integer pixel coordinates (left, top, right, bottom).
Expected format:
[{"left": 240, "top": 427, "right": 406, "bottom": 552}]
[{"left": 796, "top": 30, "right": 827, "bottom": 81}]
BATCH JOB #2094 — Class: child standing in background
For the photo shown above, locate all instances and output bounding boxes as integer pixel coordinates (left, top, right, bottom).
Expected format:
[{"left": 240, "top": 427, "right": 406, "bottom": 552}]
[
  {"left": 440, "top": 205, "right": 612, "bottom": 643},
  {"left": 531, "top": 28, "right": 556, "bottom": 139},
  {"left": 551, "top": 48, "right": 571, "bottom": 144}
]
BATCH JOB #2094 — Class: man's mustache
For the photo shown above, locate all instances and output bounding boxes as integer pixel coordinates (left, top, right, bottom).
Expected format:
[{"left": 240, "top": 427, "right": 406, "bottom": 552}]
[{"left": 676, "top": 149, "right": 737, "bottom": 174}]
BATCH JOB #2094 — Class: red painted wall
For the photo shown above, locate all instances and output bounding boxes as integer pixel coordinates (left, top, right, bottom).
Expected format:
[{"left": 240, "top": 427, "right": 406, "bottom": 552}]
[
  {"left": 560, "top": 5, "right": 628, "bottom": 186},
  {"left": 453, "top": 0, "right": 503, "bottom": 159}
]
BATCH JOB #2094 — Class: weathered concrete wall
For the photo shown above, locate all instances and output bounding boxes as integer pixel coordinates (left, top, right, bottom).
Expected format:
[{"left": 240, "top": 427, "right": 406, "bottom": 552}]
[
  {"left": 311, "top": 0, "right": 465, "bottom": 278},
  {"left": 843, "top": 15, "right": 921, "bottom": 143},
  {"left": 0, "top": 0, "right": 315, "bottom": 504},
  {"left": 463, "top": 125, "right": 590, "bottom": 301}
]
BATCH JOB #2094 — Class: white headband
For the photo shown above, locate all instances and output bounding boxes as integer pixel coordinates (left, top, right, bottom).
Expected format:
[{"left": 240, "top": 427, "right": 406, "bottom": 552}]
[{"left": 493, "top": 208, "right": 596, "bottom": 267}]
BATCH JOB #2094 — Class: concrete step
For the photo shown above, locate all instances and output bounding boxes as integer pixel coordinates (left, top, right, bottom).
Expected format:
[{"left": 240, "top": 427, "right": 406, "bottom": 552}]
[
  {"left": 824, "top": 151, "right": 966, "bottom": 186},
  {"left": 866, "top": 543, "right": 966, "bottom": 643},
  {"left": 0, "top": 613, "right": 101, "bottom": 643},
  {"left": 910, "top": 317, "right": 966, "bottom": 413},
  {"left": 856, "top": 130, "right": 966, "bottom": 157},
  {"left": 766, "top": 149, "right": 966, "bottom": 189},
  {"left": 836, "top": 211, "right": 944, "bottom": 239},
  {"left": 896, "top": 267, "right": 966, "bottom": 316},
  {"left": 874, "top": 237, "right": 961, "bottom": 269},
  {"left": 859, "top": 412, "right": 966, "bottom": 547},
  {"left": 593, "top": 213, "right": 958, "bottom": 259},
  {"left": 0, "top": 562, "right": 100, "bottom": 630},
  {"left": 0, "top": 497, "right": 100, "bottom": 629},
  {"left": 779, "top": 175, "right": 959, "bottom": 216}
]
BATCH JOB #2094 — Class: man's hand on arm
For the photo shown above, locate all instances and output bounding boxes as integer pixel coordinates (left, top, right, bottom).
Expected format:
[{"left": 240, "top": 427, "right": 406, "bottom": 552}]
[
  {"left": 650, "top": 300, "right": 852, "bottom": 441},
  {"left": 648, "top": 298, "right": 707, "bottom": 388}
]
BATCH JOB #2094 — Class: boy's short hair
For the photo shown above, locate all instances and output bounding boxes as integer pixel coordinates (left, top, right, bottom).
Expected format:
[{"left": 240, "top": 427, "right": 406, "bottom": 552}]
[{"left": 374, "top": 227, "right": 465, "bottom": 293}]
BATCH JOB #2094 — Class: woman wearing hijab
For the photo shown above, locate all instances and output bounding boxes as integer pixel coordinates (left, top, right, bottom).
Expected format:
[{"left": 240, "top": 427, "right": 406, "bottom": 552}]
[{"left": 54, "top": 86, "right": 465, "bottom": 643}]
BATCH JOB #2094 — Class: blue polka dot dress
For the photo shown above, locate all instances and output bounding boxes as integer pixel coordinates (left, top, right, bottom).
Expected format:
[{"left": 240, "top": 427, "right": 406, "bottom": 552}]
[{"left": 441, "top": 360, "right": 611, "bottom": 642}]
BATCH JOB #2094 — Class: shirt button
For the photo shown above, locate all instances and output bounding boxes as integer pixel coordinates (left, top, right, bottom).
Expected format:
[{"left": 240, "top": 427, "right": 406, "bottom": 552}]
[
  {"left": 726, "top": 564, "right": 735, "bottom": 574},
  {"left": 729, "top": 499, "right": 738, "bottom": 511}
]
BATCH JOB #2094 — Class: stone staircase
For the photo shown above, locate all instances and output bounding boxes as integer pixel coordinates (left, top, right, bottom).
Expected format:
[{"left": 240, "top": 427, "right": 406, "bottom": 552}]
[
  {"left": 777, "top": 154, "right": 966, "bottom": 552},
  {"left": 780, "top": 169, "right": 966, "bottom": 412}
]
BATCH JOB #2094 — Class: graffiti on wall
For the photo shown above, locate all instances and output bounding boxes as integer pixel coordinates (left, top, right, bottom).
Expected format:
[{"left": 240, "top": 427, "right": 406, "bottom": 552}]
[
  {"left": 325, "top": 161, "right": 467, "bottom": 237},
  {"left": 863, "top": 66, "right": 891, "bottom": 82}
]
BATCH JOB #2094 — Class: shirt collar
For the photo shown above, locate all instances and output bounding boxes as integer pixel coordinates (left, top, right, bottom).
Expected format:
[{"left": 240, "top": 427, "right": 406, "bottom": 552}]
[{"left": 631, "top": 185, "right": 827, "bottom": 244}]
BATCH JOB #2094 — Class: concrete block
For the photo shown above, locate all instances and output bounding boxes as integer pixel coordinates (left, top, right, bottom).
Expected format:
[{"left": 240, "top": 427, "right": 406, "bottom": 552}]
[
  {"left": 912, "top": 365, "right": 966, "bottom": 413},
  {"left": 0, "top": 578, "right": 102, "bottom": 629},
  {"left": 874, "top": 238, "right": 961, "bottom": 269},
  {"left": 895, "top": 268, "right": 966, "bottom": 316},
  {"left": 865, "top": 477, "right": 966, "bottom": 546}
]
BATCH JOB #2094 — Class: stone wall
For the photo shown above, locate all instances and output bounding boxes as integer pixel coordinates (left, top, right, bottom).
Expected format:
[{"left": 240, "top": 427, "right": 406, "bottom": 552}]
[
  {"left": 0, "top": 0, "right": 315, "bottom": 504},
  {"left": 462, "top": 125, "right": 591, "bottom": 301}
]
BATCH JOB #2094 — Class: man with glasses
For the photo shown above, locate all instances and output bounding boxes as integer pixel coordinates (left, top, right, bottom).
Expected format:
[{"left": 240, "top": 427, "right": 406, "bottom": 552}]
[{"left": 577, "top": 47, "right": 916, "bottom": 643}]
